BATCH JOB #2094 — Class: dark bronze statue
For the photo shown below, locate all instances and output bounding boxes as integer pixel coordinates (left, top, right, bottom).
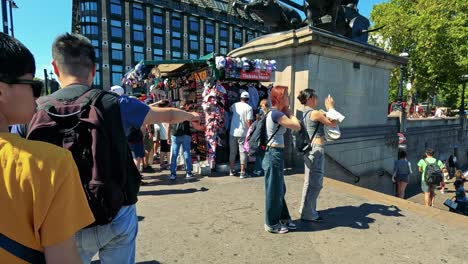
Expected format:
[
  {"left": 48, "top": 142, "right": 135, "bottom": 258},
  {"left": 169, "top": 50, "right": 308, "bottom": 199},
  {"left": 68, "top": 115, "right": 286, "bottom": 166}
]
[
  {"left": 232, "top": 0, "right": 303, "bottom": 32},
  {"left": 232, "top": 0, "right": 378, "bottom": 44}
]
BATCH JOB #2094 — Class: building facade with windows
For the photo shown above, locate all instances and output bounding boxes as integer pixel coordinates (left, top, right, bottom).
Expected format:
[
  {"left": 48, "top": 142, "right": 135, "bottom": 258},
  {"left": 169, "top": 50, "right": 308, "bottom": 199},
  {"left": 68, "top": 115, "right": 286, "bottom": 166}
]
[{"left": 72, "top": 0, "right": 271, "bottom": 89}]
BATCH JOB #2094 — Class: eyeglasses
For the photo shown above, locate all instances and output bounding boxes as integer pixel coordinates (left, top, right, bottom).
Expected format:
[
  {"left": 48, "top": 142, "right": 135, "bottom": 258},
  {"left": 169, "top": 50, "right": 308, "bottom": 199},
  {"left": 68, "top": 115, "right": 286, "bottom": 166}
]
[{"left": 0, "top": 78, "right": 43, "bottom": 98}]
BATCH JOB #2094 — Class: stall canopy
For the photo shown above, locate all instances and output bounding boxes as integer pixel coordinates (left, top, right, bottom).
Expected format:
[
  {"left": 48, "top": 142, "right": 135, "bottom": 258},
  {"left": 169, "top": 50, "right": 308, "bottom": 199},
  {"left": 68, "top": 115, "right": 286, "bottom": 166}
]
[{"left": 136, "top": 53, "right": 215, "bottom": 77}]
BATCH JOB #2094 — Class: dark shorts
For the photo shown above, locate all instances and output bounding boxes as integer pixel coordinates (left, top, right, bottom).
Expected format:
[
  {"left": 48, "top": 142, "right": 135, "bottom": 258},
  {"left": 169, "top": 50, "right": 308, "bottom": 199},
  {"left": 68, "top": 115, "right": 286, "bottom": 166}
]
[
  {"left": 129, "top": 143, "right": 145, "bottom": 159},
  {"left": 421, "top": 181, "right": 436, "bottom": 193},
  {"left": 160, "top": 140, "right": 170, "bottom": 152},
  {"left": 396, "top": 173, "right": 409, "bottom": 183}
]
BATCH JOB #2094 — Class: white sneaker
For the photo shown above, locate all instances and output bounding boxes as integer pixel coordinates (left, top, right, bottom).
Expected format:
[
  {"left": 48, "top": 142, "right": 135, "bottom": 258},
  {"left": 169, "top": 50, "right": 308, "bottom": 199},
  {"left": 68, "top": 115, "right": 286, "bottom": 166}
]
[
  {"left": 239, "top": 172, "right": 250, "bottom": 179},
  {"left": 229, "top": 170, "right": 236, "bottom": 176}
]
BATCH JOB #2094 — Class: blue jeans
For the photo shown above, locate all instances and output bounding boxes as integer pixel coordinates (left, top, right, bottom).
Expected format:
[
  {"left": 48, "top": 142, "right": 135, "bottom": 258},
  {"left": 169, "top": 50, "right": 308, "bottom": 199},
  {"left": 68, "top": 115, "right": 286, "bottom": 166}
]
[
  {"left": 263, "top": 147, "right": 291, "bottom": 227},
  {"left": 170, "top": 135, "right": 192, "bottom": 175},
  {"left": 253, "top": 152, "right": 265, "bottom": 174},
  {"left": 75, "top": 205, "right": 138, "bottom": 264},
  {"left": 299, "top": 144, "right": 325, "bottom": 220}
]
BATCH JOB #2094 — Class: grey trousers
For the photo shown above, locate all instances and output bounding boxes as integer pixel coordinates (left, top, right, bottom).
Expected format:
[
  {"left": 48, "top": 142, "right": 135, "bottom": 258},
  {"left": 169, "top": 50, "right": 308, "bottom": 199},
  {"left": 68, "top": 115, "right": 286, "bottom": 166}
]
[
  {"left": 229, "top": 135, "right": 247, "bottom": 165},
  {"left": 299, "top": 144, "right": 325, "bottom": 220}
]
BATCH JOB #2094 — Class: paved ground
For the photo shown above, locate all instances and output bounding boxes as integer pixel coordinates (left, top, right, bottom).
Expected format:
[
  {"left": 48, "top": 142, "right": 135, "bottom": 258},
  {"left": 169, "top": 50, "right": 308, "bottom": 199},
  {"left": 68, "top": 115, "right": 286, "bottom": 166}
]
[{"left": 132, "top": 167, "right": 468, "bottom": 264}]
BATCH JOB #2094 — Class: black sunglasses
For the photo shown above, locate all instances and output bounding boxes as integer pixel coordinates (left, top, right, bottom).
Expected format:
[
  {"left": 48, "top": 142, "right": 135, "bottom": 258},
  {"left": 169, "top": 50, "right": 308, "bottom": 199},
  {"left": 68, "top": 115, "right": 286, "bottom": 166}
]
[{"left": 0, "top": 78, "right": 43, "bottom": 98}]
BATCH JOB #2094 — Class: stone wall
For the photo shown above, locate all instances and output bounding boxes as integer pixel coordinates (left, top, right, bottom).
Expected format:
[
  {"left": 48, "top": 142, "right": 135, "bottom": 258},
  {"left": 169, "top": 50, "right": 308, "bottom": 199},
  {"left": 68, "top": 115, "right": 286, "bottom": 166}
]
[{"left": 227, "top": 28, "right": 468, "bottom": 195}]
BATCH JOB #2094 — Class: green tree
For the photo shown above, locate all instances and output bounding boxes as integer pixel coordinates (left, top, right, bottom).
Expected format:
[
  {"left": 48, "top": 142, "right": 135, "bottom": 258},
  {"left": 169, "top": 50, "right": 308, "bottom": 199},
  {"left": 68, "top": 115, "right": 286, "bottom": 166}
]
[{"left": 370, "top": 0, "right": 468, "bottom": 108}]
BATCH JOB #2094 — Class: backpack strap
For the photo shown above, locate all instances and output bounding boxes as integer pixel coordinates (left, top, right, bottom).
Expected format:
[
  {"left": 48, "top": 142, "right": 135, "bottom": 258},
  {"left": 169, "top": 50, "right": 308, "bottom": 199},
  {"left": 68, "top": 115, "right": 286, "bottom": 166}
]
[
  {"left": 303, "top": 109, "right": 321, "bottom": 143},
  {"left": 0, "top": 233, "right": 45, "bottom": 264},
  {"left": 265, "top": 111, "right": 282, "bottom": 151}
]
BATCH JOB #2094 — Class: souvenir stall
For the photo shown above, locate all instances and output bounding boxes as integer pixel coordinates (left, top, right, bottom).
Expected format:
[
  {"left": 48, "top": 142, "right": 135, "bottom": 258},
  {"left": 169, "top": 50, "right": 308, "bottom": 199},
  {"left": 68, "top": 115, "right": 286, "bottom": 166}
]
[{"left": 121, "top": 55, "right": 276, "bottom": 174}]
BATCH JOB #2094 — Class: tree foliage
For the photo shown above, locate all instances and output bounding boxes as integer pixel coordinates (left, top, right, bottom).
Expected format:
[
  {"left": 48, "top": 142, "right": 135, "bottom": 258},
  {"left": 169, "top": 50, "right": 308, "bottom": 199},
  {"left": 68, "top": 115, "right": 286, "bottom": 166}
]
[{"left": 370, "top": 0, "right": 468, "bottom": 108}]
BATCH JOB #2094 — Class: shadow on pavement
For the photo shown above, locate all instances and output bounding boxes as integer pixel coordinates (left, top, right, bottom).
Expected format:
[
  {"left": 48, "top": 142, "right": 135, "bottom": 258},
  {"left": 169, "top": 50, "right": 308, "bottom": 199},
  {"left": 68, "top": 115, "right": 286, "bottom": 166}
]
[
  {"left": 92, "top": 261, "right": 160, "bottom": 264},
  {"left": 138, "top": 187, "right": 209, "bottom": 196},
  {"left": 295, "top": 203, "right": 404, "bottom": 232},
  {"left": 140, "top": 175, "right": 201, "bottom": 186}
]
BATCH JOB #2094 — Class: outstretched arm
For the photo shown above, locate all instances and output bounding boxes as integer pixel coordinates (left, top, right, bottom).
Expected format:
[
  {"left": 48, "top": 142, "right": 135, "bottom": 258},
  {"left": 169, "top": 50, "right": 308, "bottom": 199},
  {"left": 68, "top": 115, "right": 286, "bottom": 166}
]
[{"left": 143, "top": 106, "right": 200, "bottom": 125}]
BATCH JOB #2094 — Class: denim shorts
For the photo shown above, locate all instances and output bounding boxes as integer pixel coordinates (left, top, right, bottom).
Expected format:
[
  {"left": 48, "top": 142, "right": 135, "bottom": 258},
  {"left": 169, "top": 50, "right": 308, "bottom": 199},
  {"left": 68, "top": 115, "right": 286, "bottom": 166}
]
[
  {"left": 129, "top": 143, "right": 145, "bottom": 158},
  {"left": 421, "top": 181, "right": 436, "bottom": 193}
]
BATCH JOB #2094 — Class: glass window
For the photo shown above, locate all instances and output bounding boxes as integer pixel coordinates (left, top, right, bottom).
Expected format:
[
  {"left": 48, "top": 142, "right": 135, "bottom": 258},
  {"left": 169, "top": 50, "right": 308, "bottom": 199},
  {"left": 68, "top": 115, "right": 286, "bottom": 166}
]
[
  {"left": 81, "top": 16, "right": 98, "bottom": 23},
  {"left": 153, "top": 48, "right": 164, "bottom": 60},
  {"left": 153, "top": 28, "right": 163, "bottom": 35},
  {"left": 112, "top": 65, "right": 122, "bottom": 72},
  {"left": 189, "top": 53, "right": 198, "bottom": 60},
  {"left": 153, "top": 36, "right": 163, "bottom": 45},
  {"left": 133, "top": 24, "right": 143, "bottom": 31},
  {"left": 171, "top": 18, "right": 181, "bottom": 28},
  {"left": 111, "top": 43, "right": 123, "bottom": 61},
  {"left": 133, "top": 4, "right": 144, "bottom": 20},
  {"left": 93, "top": 71, "right": 101, "bottom": 86},
  {"left": 172, "top": 39, "right": 181, "bottom": 48},
  {"left": 205, "top": 37, "right": 214, "bottom": 53},
  {"left": 111, "top": 64, "right": 123, "bottom": 85},
  {"left": 133, "top": 46, "right": 144, "bottom": 63},
  {"left": 172, "top": 51, "right": 181, "bottom": 59},
  {"left": 219, "top": 27, "right": 228, "bottom": 39},
  {"left": 81, "top": 1, "right": 98, "bottom": 11},
  {"left": 234, "top": 28, "right": 242, "bottom": 41},
  {"left": 112, "top": 73, "right": 122, "bottom": 86},
  {"left": 112, "top": 50, "right": 123, "bottom": 60},
  {"left": 172, "top": 31, "right": 181, "bottom": 38},
  {"left": 83, "top": 25, "right": 99, "bottom": 35},
  {"left": 110, "top": 4, "right": 121, "bottom": 15},
  {"left": 220, "top": 47, "right": 227, "bottom": 55},
  {"left": 153, "top": 13, "right": 163, "bottom": 25},
  {"left": 205, "top": 21, "right": 214, "bottom": 36},
  {"left": 133, "top": 24, "right": 144, "bottom": 42},
  {"left": 189, "top": 34, "right": 198, "bottom": 51},
  {"left": 189, "top": 17, "right": 199, "bottom": 32},
  {"left": 247, "top": 30, "right": 255, "bottom": 42}
]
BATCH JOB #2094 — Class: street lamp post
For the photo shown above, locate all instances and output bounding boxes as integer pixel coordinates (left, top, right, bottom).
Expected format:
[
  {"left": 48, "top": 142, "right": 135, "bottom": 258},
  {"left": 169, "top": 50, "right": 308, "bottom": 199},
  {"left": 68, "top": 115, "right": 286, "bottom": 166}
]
[
  {"left": 7, "top": 0, "right": 18, "bottom": 37},
  {"left": 396, "top": 52, "right": 409, "bottom": 133},
  {"left": 1, "top": 0, "right": 8, "bottom": 34}
]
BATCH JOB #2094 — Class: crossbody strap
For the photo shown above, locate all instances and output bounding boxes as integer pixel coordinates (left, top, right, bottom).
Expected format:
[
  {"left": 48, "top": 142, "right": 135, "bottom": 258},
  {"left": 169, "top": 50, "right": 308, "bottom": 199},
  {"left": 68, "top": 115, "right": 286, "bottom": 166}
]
[
  {"left": 0, "top": 233, "right": 45, "bottom": 264},
  {"left": 265, "top": 111, "right": 281, "bottom": 151}
]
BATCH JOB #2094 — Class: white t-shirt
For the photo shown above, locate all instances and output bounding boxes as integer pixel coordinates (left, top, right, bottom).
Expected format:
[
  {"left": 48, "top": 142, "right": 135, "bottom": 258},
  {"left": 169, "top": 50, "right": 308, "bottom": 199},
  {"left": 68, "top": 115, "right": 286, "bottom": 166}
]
[
  {"left": 229, "top": 102, "right": 253, "bottom": 137},
  {"left": 154, "top": 123, "right": 168, "bottom": 140},
  {"left": 434, "top": 108, "right": 442, "bottom": 117}
]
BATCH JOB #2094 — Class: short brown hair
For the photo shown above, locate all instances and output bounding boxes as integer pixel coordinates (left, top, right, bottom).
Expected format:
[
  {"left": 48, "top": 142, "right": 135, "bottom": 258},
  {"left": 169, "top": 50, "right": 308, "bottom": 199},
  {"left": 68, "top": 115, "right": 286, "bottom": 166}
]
[{"left": 52, "top": 33, "right": 95, "bottom": 79}]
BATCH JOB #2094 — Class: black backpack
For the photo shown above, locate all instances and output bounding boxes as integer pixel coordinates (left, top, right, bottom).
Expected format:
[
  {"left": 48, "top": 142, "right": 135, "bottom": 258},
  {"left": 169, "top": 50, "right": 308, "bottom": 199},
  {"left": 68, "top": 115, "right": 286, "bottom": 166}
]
[
  {"left": 27, "top": 88, "right": 126, "bottom": 226},
  {"left": 246, "top": 111, "right": 280, "bottom": 156},
  {"left": 127, "top": 127, "right": 143, "bottom": 143},
  {"left": 293, "top": 110, "right": 320, "bottom": 153},
  {"left": 424, "top": 159, "right": 443, "bottom": 185}
]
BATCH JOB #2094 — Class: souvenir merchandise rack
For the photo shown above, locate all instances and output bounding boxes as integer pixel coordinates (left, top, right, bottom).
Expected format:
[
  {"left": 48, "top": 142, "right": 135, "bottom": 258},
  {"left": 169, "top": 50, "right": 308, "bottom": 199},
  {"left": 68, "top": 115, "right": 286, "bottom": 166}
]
[{"left": 121, "top": 54, "right": 276, "bottom": 170}]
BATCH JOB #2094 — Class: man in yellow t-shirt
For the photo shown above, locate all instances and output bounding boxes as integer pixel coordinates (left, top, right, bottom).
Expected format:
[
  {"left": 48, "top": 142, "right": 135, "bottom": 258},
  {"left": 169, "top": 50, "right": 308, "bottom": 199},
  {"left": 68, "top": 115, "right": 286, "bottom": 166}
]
[{"left": 0, "top": 33, "right": 94, "bottom": 263}]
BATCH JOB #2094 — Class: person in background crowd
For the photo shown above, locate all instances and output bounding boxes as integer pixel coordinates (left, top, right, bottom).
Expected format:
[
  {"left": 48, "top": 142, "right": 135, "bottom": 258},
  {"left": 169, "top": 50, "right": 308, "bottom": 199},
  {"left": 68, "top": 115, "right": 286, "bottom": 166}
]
[
  {"left": 128, "top": 126, "right": 145, "bottom": 172},
  {"left": 454, "top": 169, "right": 467, "bottom": 182},
  {"left": 168, "top": 101, "right": 205, "bottom": 181},
  {"left": 39, "top": 33, "right": 200, "bottom": 264},
  {"left": 417, "top": 148, "right": 446, "bottom": 207},
  {"left": 154, "top": 100, "right": 171, "bottom": 170},
  {"left": 447, "top": 154, "right": 458, "bottom": 177},
  {"left": 297, "top": 89, "right": 337, "bottom": 222},
  {"left": 263, "top": 86, "right": 301, "bottom": 234},
  {"left": 0, "top": 32, "right": 94, "bottom": 264},
  {"left": 452, "top": 179, "right": 467, "bottom": 215},
  {"left": 142, "top": 100, "right": 156, "bottom": 173},
  {"left": 392, "top": 150, "right": 412, "bottom": 199},
  {"left": 252, "top": 98, "right": 270, "bottom": 177},
  {"left": 229, "top": 91, "right": 253, "bottom": 178}
]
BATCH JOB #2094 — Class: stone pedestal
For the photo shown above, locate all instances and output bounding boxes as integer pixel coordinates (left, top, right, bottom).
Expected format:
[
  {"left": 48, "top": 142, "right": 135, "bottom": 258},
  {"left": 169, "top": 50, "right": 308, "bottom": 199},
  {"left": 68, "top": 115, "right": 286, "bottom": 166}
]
[{"left": 228, "top": 27, "right": 405, "bottom": 175}]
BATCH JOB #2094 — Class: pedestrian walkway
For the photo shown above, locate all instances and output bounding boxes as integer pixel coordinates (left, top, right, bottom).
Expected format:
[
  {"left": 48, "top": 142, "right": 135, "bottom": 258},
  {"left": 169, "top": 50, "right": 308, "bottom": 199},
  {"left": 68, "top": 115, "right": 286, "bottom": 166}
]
[{"left": 134, "top": 170, "right": 468, "bottom": 264}]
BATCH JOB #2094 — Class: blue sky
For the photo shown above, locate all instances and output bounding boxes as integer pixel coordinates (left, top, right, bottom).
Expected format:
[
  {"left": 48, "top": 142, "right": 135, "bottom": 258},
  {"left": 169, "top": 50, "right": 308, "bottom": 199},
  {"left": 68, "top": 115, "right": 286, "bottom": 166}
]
[{"left": 5, "top": 0, "right": 386, "bottom": 78}]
